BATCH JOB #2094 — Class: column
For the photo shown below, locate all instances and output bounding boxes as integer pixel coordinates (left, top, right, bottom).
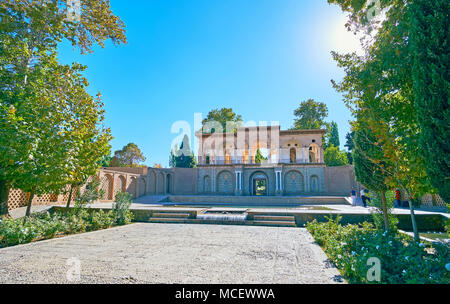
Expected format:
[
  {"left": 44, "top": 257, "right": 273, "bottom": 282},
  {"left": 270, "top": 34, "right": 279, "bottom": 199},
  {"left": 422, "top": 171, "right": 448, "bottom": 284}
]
[
  {"left": 235, "top": 170, "right": 243, "bottom": 195},
  {"left": 275, "top": 169, "right": 282, "bottom": 196}
]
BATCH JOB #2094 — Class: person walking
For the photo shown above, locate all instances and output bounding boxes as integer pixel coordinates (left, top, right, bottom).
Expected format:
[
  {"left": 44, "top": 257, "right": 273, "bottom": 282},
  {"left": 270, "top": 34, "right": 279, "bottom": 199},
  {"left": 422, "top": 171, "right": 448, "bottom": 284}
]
[
  {"left": 395, "top": 189, "right": 401, "bottom": 208},
  {"left": 361, "top": 188, "right": 367, "bottom": 207},
  {"left": 351, "top": 189, "right": 357, "bottom": 206}
]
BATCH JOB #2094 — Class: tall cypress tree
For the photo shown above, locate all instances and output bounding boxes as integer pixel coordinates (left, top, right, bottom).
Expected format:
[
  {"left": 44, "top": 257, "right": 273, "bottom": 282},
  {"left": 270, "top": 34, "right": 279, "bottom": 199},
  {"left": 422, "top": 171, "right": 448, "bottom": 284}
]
[
  {"left": 411, "top": 0, "right": 449, "bottom": 202},
  {"left": 329, "top": 121, "right": 340, "bottom": 148}
]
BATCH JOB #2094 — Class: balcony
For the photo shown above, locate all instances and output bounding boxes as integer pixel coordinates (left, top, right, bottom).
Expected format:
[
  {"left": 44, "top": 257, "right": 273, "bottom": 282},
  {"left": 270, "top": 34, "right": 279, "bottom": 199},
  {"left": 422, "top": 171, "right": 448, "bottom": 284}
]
[{"left": 197, "top": 156, "right": 320, "bottom": 166}]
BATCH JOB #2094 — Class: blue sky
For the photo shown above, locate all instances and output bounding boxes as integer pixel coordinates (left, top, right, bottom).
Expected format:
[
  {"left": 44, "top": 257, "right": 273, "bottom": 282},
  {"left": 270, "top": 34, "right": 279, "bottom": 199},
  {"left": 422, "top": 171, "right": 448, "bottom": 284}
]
[{"left": 58, "top": 0, "right": 362, "bottom": 167}]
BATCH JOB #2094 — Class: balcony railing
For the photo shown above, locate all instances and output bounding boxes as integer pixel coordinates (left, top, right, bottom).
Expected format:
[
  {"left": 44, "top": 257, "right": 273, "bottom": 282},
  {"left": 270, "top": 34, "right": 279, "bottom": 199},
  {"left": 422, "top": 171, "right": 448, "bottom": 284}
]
[{"left": 197, "top": 156, "right": 319, "bottom": 165}]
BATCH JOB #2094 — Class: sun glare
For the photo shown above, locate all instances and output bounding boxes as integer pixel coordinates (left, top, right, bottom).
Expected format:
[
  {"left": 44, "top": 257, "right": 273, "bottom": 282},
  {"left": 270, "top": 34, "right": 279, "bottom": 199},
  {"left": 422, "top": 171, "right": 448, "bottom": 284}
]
[{"left": 330, "top": 16, "right": 364, "bottom": 55}]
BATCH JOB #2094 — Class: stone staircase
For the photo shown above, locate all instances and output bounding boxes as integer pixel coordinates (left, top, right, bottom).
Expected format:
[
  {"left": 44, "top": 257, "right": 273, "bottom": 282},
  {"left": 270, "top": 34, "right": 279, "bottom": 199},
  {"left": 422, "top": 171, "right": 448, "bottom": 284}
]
[
  {"left": 251, "top": 214, "right": 297, "bottom": 227},
  {"left": 141, "top": 209, "right": 297, "bottom": 227},
  {"left": 145, "top": 210, "right": 192, "bottom": 223}
]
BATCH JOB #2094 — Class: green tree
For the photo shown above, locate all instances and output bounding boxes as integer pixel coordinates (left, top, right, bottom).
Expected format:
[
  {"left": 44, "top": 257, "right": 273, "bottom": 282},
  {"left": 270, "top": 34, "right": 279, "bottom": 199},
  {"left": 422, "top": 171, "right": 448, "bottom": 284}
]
[
  {"left": 0, "top": 52, "right": 112, "bottom": 220},
  {"left": 325, "top": 121, "right": 340, "bottom": 148},
  {"left": 352, "top": 126, "right": 391, "bottom": 231},
  {"left": 61, "top": 87, "right": 112, "bottom": 212},
  {"left": 324, "top": 145, "right": 349, "bottom": 167},
  {"left": 292, "top": 99, "right": 328, "bottom": 130},
  {"left": 202, "top": 108, "right": 243, "bottom": 133},
  {"left": 254, "top": 149, "right": 267, "bottom": 164},
  {"left": 100, "top": 155, "right": 112, "bottom": 167},
  {"left": 170, "top": 135, "right": 196, "bottom": 168},
  {"left": 344, "top": 130, "right": 355, "bottom": 164},
  {"left": 0, "top": 0, "right": 126, "bottom": 216},
  {"left": 110, "top": 143, "right": 146, "bottom": 168},
  {"left": 410, "top": 0, "right": 449, "bottom": 202},
  {"left": 330, "top": 0, "right": 433, "bottom": 240}
]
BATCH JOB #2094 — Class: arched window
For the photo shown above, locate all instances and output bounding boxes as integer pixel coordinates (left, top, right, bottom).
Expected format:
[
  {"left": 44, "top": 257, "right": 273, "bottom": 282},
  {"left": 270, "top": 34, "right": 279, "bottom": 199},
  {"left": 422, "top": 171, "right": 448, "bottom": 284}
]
[
  {"left": 290, "top": 148, "right": 296, "bottom": 163},
  {"left": 309, "top": 144, "right": 319, "bottom": 163},
  {"left": 310, "top": 175, "right": 319, "bottom": 192},
  {"left": 203, "top": 175, "right": 211, "bottom": 193}
]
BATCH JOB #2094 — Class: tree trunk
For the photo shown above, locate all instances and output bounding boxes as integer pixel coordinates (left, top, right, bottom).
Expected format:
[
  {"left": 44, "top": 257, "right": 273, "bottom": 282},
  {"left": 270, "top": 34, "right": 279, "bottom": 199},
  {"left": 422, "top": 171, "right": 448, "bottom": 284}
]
[
  {"left": 65, "top": 185, "right": 74, "bottom": 214},
  {"left": 0, "top": 180, "right": 11, "bottom": 217},
  {"left": 380, "top": 190, "right": 390, "bottom": 231},
  {"left": 408, "top": 199, "right": 420, "bottom": 242},
  {"left": 23, "top": 188, "right": 36, "bottom": 224}
]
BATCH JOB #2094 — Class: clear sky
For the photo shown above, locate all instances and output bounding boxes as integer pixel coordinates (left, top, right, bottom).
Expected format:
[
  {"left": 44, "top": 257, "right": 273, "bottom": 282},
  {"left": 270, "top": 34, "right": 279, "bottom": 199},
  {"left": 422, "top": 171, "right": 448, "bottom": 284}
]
[{"left": 58, "top": 0, "right": 362, "bottom": 167}]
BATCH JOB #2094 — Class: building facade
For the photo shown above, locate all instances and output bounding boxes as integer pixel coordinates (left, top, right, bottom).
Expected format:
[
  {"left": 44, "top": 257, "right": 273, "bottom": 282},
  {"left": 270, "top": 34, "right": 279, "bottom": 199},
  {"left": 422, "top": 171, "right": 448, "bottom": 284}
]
[{"left": 196, "top": 126, "right": 329, "bottom": 196}]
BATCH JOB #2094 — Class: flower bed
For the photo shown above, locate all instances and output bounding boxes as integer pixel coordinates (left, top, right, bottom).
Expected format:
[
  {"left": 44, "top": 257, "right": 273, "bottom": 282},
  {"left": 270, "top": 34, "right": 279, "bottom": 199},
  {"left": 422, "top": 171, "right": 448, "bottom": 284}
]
[
  {"left": 0, "top": 208, "right": 134, "bottom": 249},
  {"left": 306, "top": 216, "right": 449, "bottom": 284}
]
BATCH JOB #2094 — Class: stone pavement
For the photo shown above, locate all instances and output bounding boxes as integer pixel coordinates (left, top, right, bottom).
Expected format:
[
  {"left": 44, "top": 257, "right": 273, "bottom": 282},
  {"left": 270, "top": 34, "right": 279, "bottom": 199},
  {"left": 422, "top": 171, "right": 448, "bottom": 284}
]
[{"left": 0, "top": 223, "right": 344, "bottom": 284}]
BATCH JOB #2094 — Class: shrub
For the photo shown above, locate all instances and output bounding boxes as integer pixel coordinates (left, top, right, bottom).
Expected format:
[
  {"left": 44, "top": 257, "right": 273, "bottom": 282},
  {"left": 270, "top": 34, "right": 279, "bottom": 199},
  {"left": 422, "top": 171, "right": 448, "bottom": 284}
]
[
  {"left": 307, "top": 217, "right": 450, "bottom": 284},
  {"left": 113, "top": 191, "right": 134, "bottom": 225},
  {"left": 73, "top": 179, "right": 104, "bottom": 213},
  {"left": 88, "top": 209, "right": 116, "bottom": 231},
  {"left": 0, "top": 206, "right": 131, "bottom": 248}
]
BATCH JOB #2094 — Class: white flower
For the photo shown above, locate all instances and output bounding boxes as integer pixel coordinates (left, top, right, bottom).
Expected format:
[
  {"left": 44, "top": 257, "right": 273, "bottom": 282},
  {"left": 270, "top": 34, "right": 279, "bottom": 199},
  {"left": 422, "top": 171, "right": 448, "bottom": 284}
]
[
  {"left": 405, "top": 256, "right": 409, "bottom": 261},
  {"left": 445, "top": 263, "right": 450, "bottom": 271},
  {"left": 352, "top": 251, "right": 356, "bottom": 256},
  {"left": 376, "top": 245, "right": 380, "bottom": 250}
]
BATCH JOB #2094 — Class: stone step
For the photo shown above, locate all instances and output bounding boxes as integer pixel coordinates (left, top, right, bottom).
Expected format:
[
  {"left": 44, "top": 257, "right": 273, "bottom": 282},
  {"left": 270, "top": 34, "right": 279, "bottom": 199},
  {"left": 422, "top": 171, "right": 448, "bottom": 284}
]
[
  {"left": 253, "top": 215, "right": 295, "bottom": 221},
  {"left": 146, "top": 218, "right": 188, "bottom": 223},
  {"left": 251, "top": 220, "right": 297, "bottom": 227},
  {"left": 152, "top": 212, "right": 190, "bottom": 219}
]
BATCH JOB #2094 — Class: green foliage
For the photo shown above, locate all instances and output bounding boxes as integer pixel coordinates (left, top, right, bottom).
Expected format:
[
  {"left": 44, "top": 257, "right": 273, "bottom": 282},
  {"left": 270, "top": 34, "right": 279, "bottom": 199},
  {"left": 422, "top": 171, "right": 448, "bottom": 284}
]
[
  {"left": 410, "top": 0, "right": 449, "bottom": 202},
  {"left": 73, "top": 178, "right": 104, "bottom": 212},
  {"left": 369, "top": 191, "right": 399, "bottom": 231},
  {"left": 324, "top": 145, "right": 349, "bottom": 167},
  {"left": 0, "top": 0, "right": 123, "bottom": 216},
  {"left": 328, "top": 121, "right": 340, "bottom": 148},
  {"left": 202, "top": 108, "right": 243, "bottom": 133},
  {"left": 0, "top": 0, "right": 127, "bottom": 56},
  {"left": 169, "top": 135, "right": 196, "bottom": 168},
  {"left": 254, "top": 148, "right": 267, "bottom": 164},
  {"left": 352, "top": 127, "right": 390, "bottom": 192},
  {"left": 344, "top": 131, "right": 355, "bottom": 164},
  {"left": 292, "top": 99, "right": 328, "bottom": 130},
  {"left": 113, "top": 191, "right": 134, "bottom": 225},
  {"left": 0, "top": 51, "right": 112, "bottom": 211},
  {"left": 307, "top": 217, "right": 450, "bottom": 284},
  {"left": 109, "top": 143, "right": 146, "bottom": 168},
  {"left": 0, "top": 185, "right": 132, "bottom": 248},
  {"left": 100, "top": 155, "right": 112, "bottom": 167},
  {"left": 0, "top": 207, "right": 125, "bottom": 248}
]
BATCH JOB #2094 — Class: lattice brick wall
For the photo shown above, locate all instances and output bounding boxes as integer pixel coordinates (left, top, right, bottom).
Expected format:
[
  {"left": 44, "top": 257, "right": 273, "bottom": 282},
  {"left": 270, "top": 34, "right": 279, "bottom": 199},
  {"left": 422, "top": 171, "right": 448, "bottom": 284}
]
[
  {"left": 7, "top": 190, "right": 58, "bottom": 211},
  {"left": 421, "top": 194, "right": 447, "bottom": 208},
  {"left": 100, "top": 175, "right": 114, "bottom": 201},
  {"left": 7, "top": 189, "right": 30, "bottom": 210}
]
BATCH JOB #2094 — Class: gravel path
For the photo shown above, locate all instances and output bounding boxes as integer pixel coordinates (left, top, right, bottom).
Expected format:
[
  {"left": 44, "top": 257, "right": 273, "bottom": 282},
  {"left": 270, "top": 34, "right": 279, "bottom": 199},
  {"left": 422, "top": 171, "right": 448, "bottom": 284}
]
[{"left": 0, "top": 223, "right": 344, "bottom": 284}]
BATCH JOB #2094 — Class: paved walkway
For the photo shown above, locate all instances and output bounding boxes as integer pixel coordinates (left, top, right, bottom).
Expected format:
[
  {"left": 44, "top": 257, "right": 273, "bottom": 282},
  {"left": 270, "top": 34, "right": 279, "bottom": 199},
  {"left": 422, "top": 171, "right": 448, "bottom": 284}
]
[{"left": 0, "top": 223, "right": 344, "bottom": 284}]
